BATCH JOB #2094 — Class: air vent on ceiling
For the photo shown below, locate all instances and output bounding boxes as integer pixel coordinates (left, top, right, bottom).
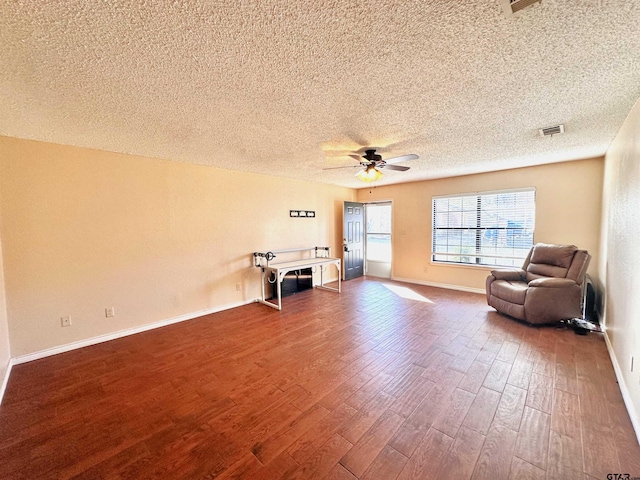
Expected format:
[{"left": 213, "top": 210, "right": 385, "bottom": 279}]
[
  {"left": 539, "top": 124, "right": 565, "bottom": 137},
  {"left": 498, "top": 0, "right": 542, "bottom": 16}
]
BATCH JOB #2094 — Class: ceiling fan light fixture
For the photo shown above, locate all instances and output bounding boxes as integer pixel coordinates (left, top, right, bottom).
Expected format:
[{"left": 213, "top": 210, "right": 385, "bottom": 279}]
[{"left": 356, "top": 165, "right": 383, "bottom": 182}]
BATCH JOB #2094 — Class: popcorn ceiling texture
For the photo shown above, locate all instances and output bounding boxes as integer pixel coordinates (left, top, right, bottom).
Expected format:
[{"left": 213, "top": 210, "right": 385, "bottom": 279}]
[{"left": 1, "top": 0, "right": 639, "bottom": 188}]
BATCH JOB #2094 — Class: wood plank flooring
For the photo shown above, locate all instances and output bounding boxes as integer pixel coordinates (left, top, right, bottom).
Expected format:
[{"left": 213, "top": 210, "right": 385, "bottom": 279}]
[{"left": 1, "top": 277, "right": 639, "bottom": 479}]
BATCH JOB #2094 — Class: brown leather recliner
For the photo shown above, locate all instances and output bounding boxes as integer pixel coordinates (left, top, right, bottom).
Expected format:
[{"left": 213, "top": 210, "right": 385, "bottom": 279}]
[{"left": 486, "top": 243, "right": 591, "bottom": 325}]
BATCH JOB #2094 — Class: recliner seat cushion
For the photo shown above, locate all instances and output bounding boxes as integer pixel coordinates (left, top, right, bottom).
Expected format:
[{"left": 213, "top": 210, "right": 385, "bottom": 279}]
[{"left": 489, "top": 279, "right": 528, "bottom": 305}]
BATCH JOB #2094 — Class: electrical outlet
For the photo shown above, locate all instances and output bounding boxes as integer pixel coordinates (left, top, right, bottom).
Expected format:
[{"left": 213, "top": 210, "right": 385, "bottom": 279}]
[
  {"left": 236, "top": 283, "right": 241, "bottom": 291},
  {"left": 61, "top": 315, "right": 71, "bottom": 327},
  {"left": 105, "top": 307, "right": 115, "bottom": 318}
]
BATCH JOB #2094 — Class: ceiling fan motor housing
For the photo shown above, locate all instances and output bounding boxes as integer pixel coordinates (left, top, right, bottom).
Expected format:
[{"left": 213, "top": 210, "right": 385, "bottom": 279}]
[{"left": 363, "top": 149, "right": 383, "bottom": 163}]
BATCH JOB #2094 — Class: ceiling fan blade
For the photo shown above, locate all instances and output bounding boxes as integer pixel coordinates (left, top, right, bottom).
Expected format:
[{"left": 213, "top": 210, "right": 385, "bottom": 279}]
[
  {"left": 383, "top": 154, "right": 419, "bottom": 165},
  {"left": 322, "top": 165, "right": 360, "bottom": 170},
  {"left": 381, "top": 164, "right": 410, "bottom": 171}
]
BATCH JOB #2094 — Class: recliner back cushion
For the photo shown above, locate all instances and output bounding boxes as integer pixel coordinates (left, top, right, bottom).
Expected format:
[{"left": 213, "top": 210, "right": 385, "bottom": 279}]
[{"left": 525, "top": 243, "right": 577, "bottom": 280}]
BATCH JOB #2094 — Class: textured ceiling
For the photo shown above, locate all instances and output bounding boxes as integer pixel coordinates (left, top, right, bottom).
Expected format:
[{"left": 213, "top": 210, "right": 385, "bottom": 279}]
[{"left": 1, "top": 1, "right": 639, "bottom": 188}]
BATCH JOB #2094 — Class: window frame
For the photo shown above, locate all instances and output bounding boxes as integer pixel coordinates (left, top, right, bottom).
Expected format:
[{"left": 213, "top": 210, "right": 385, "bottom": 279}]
[{"left": 431, "top": 187, "right": 536, "bottom": 268}]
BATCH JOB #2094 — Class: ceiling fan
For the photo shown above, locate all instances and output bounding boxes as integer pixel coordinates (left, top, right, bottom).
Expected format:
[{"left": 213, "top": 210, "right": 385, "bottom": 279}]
[{"left": 326, "top": 149, "right": 419, "bottom": 182}]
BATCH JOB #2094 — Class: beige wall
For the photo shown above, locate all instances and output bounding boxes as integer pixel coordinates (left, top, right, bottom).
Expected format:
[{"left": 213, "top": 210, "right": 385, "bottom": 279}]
[
  {"left": 600, "top": 98, "right": 640, "bottom": 433},
  {"left": 357, "top": 158, "right": 604, "bottom": 291},
  {"left": 0, "top": 136, "right": 354, "bottom": 357}
]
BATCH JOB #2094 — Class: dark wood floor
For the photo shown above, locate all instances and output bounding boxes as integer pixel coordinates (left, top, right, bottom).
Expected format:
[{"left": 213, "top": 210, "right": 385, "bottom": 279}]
[{"left": 1, "top": 277, "right": 639, "bottom": 479}]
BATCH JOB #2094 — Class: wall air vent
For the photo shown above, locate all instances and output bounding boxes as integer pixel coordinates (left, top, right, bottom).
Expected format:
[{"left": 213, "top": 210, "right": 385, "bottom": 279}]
[
  {"left": 539, "top": 124, "right": 565, "bottom": 137},
  {"left": 498, "top": 0, "right": 542, "bottom": 17}
]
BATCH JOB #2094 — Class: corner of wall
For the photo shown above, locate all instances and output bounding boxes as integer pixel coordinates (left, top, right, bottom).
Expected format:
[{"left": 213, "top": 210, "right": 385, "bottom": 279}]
[
  {"left": 0, "top": 358, "right": 13, "bottom": 405},
  {"left": 0, "top": 152, "right": 12, "bottom": 404}
]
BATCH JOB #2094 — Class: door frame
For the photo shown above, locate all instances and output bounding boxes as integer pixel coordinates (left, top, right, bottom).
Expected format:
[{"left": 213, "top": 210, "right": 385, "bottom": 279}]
[{"left": 342, "top": 199, "right": 394, "bottom": 280}]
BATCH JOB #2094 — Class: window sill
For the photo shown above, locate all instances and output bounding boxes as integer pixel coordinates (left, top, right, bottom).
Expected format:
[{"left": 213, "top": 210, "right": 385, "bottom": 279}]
[{"left": 430, "top": 261, "right": 506, "bottom": 271}]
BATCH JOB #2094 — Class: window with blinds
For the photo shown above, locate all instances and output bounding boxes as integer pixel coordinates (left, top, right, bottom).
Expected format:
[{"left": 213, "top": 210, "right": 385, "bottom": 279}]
[{"left": 432, "top": 188, "right": 536, "bottom": 267}]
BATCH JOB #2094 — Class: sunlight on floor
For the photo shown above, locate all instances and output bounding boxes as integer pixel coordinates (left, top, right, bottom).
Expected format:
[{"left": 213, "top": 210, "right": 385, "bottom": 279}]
[{"left": 382, "top": 283, "right": 434, "bottom": 304}]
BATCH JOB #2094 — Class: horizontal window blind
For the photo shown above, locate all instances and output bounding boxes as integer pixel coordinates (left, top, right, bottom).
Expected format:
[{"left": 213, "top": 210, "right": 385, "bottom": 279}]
[{"left": 432, "top": 188, "right": 535, "bottom": 267}]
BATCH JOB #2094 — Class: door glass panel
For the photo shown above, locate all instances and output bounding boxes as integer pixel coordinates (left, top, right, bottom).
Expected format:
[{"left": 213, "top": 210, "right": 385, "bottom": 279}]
[
  {"left": 366, "top": 234, "right": 391, "bottom": 261},
  {"left": 366, "top": 203, "right": 392, "bottom": 263},
  {"left": 366, "top": 203, "right": 391, "bottom": 234}
]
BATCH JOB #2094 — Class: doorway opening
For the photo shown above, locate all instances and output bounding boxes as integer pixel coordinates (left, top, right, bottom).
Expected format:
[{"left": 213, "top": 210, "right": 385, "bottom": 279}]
[{"left": 365, "top": 202, "right": 392, "bottom": 278}]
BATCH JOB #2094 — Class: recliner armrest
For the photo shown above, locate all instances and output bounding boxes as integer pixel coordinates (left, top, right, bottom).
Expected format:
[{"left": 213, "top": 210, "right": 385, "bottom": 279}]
[
  {"left": 528, "top": 277, "right": 576, "bottom": 288},
  {"left": 490, "top": 268, "right": 525, "bottom": 281}
]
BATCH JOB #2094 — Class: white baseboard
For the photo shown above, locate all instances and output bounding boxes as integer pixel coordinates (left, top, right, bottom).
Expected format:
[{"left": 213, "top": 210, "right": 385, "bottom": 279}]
[
  {"left": 603, "top": 330, "right": 640, "bottom": 445},
  {"left": 0, "top": 358, "right": 14, "bottom": 405},
  {"left": 12, "top": 299, "right": 258, "bottom": 366},
  {"left": 391, "top": 276, "right": 486, "bottom": 295}
]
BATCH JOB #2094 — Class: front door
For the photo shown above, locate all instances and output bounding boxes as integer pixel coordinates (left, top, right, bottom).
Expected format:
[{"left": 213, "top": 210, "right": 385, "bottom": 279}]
[{"left": 343, "top": 201, "right": 365, "bottom": 280}]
